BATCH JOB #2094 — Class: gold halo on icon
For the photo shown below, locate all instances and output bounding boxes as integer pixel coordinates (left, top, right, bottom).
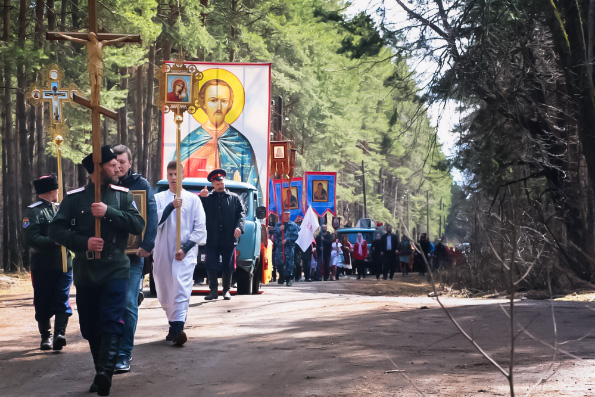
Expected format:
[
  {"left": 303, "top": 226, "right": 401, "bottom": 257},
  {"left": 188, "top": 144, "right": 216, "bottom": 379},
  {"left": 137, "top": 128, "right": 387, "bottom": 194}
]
[{"left": 192, "top": 68, "right": 245, "bottom": 125}]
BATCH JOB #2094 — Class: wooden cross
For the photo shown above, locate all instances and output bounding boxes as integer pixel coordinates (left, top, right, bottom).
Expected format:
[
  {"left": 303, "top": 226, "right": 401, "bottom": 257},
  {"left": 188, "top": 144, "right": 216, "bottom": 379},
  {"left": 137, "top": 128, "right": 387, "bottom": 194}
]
[{"left": 46, "top": 0, "right": 140, "bottom": 257}]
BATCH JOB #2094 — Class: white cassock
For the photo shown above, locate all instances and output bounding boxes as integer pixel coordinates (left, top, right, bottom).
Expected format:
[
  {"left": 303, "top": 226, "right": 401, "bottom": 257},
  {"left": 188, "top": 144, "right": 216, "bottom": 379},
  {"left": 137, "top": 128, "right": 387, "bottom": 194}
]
[{"left": 153, "top": 189, "right": 206, "bottom": 322}]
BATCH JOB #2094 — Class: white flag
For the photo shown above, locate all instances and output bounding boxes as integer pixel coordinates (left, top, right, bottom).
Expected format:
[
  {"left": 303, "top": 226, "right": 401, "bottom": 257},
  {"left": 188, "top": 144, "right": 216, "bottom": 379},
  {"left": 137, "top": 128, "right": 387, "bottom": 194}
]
[{"left": 297, "top": 206, "right": 320, "bottom": 252}]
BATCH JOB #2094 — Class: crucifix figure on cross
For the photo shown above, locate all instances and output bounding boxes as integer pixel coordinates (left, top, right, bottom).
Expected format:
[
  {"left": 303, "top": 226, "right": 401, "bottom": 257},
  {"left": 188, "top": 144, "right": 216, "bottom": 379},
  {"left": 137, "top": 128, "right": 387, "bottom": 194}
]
[{"left": 54, "top": 32, "right": 133, "bottom": 107}]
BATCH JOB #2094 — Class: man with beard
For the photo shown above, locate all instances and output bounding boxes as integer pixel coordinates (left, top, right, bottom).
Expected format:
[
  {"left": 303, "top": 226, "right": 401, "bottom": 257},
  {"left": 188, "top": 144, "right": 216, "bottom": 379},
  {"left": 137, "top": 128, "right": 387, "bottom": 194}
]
[
  {"left": 112, "top": 145, "right": 158, "bottom": 374},
  {"left": 49, "top": 145, "right": 145, "bottom": 396}
]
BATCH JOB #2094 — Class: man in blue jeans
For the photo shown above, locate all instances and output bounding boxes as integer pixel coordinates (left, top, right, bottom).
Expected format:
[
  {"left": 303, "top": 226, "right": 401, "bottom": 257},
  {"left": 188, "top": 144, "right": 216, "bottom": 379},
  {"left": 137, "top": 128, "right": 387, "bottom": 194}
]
[{"left": 113, "top": 145, "right": 158, "bottom": 373}]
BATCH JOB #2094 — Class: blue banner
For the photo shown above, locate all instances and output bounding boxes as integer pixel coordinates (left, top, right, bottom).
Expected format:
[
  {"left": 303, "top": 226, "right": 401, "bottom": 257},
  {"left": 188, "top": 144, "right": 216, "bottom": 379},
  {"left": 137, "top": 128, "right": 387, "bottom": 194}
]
[
  {"left": 305, "top": 172, "right": 336, "bottom": 216},
  {"left": 273, "top": 178, "right": 304, "bottom": 221},
  {"left": 268, "top": 178, "right": 277, "bottom": 215}
]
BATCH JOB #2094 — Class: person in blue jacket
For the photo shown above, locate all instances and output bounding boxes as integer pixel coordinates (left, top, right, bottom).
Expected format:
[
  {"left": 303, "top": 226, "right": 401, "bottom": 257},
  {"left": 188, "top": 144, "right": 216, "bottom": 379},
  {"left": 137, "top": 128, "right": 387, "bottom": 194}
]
[{"left": 112, "top": 145, "right": 158, "bottom": 374}]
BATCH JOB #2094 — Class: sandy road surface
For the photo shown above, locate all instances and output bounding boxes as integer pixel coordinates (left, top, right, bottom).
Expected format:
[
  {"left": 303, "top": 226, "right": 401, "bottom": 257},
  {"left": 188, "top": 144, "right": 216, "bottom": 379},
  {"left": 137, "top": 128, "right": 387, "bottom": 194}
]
[{"left": 1, "top": 275, "right": 595, "bottom": 396}]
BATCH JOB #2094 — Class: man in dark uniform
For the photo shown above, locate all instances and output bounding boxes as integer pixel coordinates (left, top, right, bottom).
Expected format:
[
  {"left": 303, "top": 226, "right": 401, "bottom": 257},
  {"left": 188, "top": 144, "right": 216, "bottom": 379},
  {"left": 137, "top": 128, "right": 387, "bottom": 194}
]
[
  {"left": 273, "top": 210, "right": 301, "bottom": 286},
  {"left": 199, "top": 169, "right": 245, "bottom": 301},
  {"left": 112, "top": 144, "right": 158, "bottom": 373},
  {"left": 49, "top": 145, "right": 145, "bottom": 396},
  {"left": 23, "top": 175, "right": 73, "bottom": 351}
]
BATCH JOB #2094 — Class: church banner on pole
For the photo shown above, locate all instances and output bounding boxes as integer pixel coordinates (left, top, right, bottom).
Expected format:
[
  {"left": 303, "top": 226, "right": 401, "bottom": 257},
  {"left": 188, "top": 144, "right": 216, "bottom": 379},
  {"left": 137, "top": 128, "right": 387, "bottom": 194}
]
[
  {"left": 273, "top": 177, "right": 304, "bottom": 221},
  {"left": 268, "top": 178, "right": 277, "bottom": 215},
  {"left": 305, "top": 171, "right": 337, "bottom": 217},
  {"left": 161, "top": 62, "right": 271, "bottom": 202}
]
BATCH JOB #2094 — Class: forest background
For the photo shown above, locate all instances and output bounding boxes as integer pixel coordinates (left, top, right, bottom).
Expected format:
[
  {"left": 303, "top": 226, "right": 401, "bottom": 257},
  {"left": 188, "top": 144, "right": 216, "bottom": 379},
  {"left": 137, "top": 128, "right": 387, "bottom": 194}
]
[{"left": 1, "top": 0, "right": 594, "bottom": 294}]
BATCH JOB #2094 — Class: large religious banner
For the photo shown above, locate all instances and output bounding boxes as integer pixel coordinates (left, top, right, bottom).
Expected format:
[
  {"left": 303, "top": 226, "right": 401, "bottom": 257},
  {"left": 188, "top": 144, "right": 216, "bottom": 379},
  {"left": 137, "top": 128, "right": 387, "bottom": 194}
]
[
  {"left": 273, "top": 178, "right": 304, "bottom": 221},
  {"left": 305, "top": 171, "right": 337, "bottom": 216},
  {"left": 161, "top": 62, "right": 271, "bottom": 200}
]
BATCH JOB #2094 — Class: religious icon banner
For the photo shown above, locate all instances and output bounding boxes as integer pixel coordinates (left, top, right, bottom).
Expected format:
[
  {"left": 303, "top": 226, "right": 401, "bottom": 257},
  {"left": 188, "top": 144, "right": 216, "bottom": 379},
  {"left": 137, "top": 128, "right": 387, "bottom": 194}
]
[
  {"left": 161, "top": 62, "right": 271, "bottom": 203},
  {"left": 305, "top": 172, "right": 337, "bottom": 217},
  {"left": 273, "top": 178, "right": 304, "bottom": 221}
]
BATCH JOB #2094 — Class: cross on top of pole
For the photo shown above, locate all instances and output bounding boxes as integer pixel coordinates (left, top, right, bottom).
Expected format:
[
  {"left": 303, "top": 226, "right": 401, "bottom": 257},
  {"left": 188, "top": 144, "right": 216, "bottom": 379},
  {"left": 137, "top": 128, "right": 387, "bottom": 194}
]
[{"left": 28, "top": 64, "right": 78, "bottom": 138}]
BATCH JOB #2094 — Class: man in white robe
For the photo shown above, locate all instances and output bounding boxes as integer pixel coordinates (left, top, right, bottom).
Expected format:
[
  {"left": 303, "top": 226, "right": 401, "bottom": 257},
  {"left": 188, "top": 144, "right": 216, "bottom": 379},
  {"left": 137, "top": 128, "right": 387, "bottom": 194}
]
[{"left": 153, "top": 161, "right": 206, "bottom": 346}]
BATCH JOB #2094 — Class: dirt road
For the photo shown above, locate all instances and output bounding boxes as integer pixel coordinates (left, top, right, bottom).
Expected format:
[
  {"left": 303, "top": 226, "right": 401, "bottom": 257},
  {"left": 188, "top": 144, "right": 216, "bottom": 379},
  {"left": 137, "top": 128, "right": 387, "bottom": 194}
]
[{"left": 1, "top": 275, "right": 595, "bottom": 396}]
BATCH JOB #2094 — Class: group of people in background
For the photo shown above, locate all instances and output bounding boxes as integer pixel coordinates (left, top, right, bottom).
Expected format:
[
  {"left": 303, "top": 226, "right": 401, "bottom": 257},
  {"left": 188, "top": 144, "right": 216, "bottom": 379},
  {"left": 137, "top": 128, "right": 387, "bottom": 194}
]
[{"left": 269, "top": 221, "right": 459, "bottom": 283}]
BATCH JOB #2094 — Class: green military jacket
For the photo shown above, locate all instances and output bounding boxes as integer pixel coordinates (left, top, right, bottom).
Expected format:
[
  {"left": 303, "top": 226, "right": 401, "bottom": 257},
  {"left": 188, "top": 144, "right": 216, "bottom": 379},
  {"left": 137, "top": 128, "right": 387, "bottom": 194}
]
[
  {"left": 49, "top": 182, "right": 145, "bottom": 287},
  {"left": 22, "top": 199, "right": 72, "bottom": 271}
]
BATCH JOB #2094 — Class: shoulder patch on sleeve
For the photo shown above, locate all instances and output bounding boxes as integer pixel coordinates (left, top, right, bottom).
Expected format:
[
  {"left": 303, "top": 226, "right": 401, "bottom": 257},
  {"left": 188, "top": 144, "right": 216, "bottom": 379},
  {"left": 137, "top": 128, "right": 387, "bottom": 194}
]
[
  {"left": 67, "top": 186, "right": 85, "bottom": 195},
  {"left": 22, "top": 217, "right": 30, "bottom": 228},
  {"left": 28, "top": 201, "right": 42, "bottom": 208},
  {"left": 110, "top": 184, "right": 129, "bottom": 193}
]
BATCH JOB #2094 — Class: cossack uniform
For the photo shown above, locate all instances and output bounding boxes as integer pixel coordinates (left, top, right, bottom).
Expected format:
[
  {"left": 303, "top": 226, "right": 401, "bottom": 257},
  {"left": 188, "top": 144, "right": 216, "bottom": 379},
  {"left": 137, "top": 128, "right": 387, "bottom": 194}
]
[
  {"left": 22, "top": 175, "right": 73, "bottom": 351},
  {"left": 49, "top": 145, "right": 145, "bottom": 396}
]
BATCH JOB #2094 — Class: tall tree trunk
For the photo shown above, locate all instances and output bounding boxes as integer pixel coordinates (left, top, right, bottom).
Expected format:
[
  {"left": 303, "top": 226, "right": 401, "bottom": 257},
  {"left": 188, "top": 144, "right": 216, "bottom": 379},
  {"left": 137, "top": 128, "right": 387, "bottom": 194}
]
[
  {"left": 229, "top": 0, "right": 238, "bottom": 62},
  {"left": 59, "top": 0, "right": 67, "bottom": 31},
  {"left": 135, "top": 65, "right": 144, "bottom": 168},
  {"left": 143, "top": 45, "right": 155, "bottom": 178},
  {"left": 47, "top": 0, "right": 56, "bottom": 31},
  {"left": 71, "top": 0, "right": 81, "bottom": 30},
  {"left": 2, "top": 0, "right": 9, "bottom": 41},
  {"left": 4, "top": 64, "right": 19, "bottom": 272},
  {"left": 34, "top": 0, "right": 45, "bottom": 177},
  {"left": 119, "top": 67, "right": 129, "bottom": 146},
  {"left": 1, "top": 67, "right": 6, "bottom": 271}
]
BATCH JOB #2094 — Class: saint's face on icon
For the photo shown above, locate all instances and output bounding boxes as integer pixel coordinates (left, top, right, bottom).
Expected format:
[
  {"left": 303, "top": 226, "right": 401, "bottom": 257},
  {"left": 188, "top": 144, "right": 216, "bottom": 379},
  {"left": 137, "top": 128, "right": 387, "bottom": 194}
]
[{"left": 203, "top": 84, "right": 233, "bottom": 130}]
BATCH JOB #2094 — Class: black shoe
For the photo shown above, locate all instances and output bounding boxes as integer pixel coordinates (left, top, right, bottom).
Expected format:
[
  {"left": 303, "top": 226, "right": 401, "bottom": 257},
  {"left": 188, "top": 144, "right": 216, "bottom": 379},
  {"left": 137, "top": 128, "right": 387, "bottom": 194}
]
[
  {"left": 277, "top": 278, "right": 284, "bottom": 285},
  {"left": 173, "top": 331, "right": 187, "bottom": 347},
  {"left": 114, "top": 356, "right": 130, "bottom": 374},
  {"left": 89, "top": 382, "right": 98, "bottom": 393},
  {"left": 357, "top": 276, "right": 361, "bottom": 280},
  {"left": 138, "top": 291, "right": 144, "bottom": 306},
  {"left": 223, "top": 290, "right": 231, "bottom": 300},
  {"left": 204, "top": 290, "right": 218, "bottom": 300},
  {"left": 40, "top": 334, "right": 53, "bottom": 351}
]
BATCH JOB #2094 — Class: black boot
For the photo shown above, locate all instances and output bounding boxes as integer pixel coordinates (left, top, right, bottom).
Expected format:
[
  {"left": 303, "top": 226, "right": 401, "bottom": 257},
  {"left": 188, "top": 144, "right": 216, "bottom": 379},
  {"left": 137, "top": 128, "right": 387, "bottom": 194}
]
[
  {"left": 94, "top": 334, "right": 121, "bottom": 396},
  {"left": 88, "top": 338, "right": 101, "bottom": 393},
  {"left": 204, "top": 271, "right": 219, "bottom": 300},
  {"left": 38, "top": 320, "right": 52, "bottom": 351},
  {"left": 53, "top": 314, "right": 69, "bottom": 351}
]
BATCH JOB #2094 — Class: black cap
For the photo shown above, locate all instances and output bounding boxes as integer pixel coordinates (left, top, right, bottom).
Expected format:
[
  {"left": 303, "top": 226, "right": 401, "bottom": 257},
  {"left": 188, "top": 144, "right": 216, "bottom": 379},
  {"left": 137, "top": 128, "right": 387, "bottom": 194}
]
[
  {"left": 207, "top": 168, "right": 226, "bottom": 182},
  {"left": 81, "top": 145, "right": 117, "bottom": 174},
  {"left": 33, "top": 175, "right": 59, "bottom": 195}
]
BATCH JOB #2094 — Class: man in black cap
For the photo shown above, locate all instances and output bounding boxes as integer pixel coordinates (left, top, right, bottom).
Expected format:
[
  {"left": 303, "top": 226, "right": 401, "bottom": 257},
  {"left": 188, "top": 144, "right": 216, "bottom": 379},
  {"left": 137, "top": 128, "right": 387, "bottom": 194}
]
[
  {"left": 199, "top": 168, "right": 245, "bottom": 300},
  {"left": 273, "top": 210, "right": 301, "bottom": 286},
  {"left": 22, "top": 175, "right": 73, "bottom": 351},
  {"left": 49, "top": 145, "right": 145, "bottom": 396}
]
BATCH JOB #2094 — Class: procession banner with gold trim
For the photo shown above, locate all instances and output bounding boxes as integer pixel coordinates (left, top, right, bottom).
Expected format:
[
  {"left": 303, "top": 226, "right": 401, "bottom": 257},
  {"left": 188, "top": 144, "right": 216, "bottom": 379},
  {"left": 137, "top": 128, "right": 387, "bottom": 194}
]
[
  {"left": 305, "top": 171, "right": 337, "bottom": 216},
  {"left": 273, "top": 177, "right": 304, "bottom": 221},
  {"left": 161, "top": 62, "right": 271, "bottom": 203}
]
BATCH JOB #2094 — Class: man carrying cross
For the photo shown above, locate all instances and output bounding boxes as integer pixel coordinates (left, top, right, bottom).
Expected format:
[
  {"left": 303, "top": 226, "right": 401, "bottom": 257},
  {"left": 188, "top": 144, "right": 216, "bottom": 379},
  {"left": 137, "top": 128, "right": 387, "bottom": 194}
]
[{"left": 49, "top": 146, "right": 144, "bottom": 396}]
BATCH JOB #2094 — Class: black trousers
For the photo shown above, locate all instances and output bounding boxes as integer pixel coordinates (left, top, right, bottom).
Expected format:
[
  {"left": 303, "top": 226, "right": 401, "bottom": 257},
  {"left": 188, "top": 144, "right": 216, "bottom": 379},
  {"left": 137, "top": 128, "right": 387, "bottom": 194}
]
[
  {"left": 354, "top": 259, "right": 366, "bottom": 277},
  {"left": 76, "top": 278, "right": 127, "bottom": 341},
  {"left": 383, "top": 252, "right": 397, "bottom": 279},
  {"left": 31, "top": 267, "right": 73, "bottom": 322}
]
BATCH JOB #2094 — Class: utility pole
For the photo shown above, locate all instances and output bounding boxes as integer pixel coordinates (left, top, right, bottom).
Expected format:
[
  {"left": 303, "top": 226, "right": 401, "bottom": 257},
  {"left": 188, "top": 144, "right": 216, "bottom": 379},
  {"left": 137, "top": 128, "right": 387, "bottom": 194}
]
[{"left": 361, "top": 160, "right": 367, "bottom": 218}]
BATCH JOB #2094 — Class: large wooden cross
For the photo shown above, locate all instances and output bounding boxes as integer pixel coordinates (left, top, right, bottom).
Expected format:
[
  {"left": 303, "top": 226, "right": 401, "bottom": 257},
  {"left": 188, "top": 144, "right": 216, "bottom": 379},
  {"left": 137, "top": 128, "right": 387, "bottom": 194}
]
[{"left": 47, "top": 0, "right": 140, "bottom": 256}]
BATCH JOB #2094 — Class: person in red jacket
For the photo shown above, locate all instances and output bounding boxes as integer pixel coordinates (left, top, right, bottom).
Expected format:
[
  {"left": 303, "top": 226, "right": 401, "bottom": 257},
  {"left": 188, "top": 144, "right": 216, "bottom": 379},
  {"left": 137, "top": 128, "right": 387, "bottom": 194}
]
[{"left": 353, "top": 233, "right": 368, "bottom": 279}]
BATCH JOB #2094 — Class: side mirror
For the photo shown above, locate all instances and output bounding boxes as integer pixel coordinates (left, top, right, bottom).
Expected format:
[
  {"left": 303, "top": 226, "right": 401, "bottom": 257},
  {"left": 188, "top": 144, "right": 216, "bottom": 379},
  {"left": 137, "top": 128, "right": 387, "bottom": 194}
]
[{"left": 256, "top": 206, "right": 267, "bottom": 220}]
